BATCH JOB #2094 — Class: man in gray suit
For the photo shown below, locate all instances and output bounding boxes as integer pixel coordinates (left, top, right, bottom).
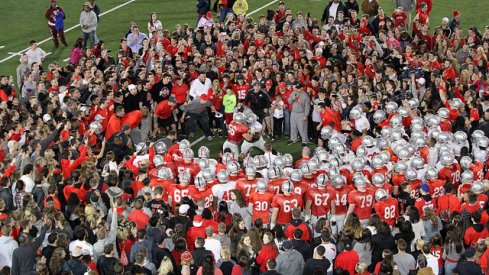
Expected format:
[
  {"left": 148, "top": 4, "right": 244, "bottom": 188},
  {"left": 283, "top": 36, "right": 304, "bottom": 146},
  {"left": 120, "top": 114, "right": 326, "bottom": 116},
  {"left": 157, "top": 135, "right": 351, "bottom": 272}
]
[{"left": 287, "top": 83, "right": 310, "bottom": 146}]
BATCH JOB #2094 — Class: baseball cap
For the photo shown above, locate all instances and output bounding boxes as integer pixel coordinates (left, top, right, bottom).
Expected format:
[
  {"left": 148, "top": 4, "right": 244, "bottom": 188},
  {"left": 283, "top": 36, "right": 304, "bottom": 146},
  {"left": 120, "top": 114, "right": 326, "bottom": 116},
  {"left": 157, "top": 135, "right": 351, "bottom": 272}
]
[
  {"left": 72, "top": 247, "right": 83, "bottom": 257},
  {"left": 193, "top": 215, "right": 203, "bottom": 227},
  {"left": 420, "top": 183, "right": 430, "bottom": 193},
  {"left": 283, "top": 240, "right": 293, "bottom": 250},
  {"left": 179, "top": 204, "right": 190, "bottom": 215},
  {"left": 279, "top": 82, "right": 287, "bottom": 89},
  {"left": 200, "top": 94, "right": 209, "bottom": 101},
  {"left": 265, "top": 80, "right": 273, "bottom": 87},
  {"left": 206, "top": 11, "right": 213, "bottom": 19},
  {"left": 43, "top": 114, "right": 52, "bottom": 123},
  {"left": 416, "top": 78, "right": 426, "bottom": 85},
  {"left": 464, "top": 247, "right": 476, "bottom": 258}
]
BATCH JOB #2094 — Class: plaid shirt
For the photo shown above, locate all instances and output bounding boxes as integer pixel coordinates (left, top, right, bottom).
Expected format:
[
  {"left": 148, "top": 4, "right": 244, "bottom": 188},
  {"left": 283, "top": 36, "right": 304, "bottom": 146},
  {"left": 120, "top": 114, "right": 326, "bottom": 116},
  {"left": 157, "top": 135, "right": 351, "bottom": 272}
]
[{"left": 15, "top": 191, "right": 26, "bottom": 209}]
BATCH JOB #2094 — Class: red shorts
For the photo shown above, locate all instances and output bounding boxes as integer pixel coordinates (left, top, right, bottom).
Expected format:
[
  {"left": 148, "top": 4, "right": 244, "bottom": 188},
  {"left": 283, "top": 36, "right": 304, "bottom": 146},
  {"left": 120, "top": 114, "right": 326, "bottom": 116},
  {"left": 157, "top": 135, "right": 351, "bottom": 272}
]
[{"left": 225, "top": 113, "right": 233, "bottom": 125}]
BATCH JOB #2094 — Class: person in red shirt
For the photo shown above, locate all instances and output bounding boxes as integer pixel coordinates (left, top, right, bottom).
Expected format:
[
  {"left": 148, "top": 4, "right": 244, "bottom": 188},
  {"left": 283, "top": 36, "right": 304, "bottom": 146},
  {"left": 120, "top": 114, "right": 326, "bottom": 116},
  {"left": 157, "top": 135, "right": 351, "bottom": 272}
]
[
  {"left": 235, "top": 165, "right": 258, "bottom": 204},
  {"left": 331, "top": 175, "right": 351, "bottom": 235},
  {"left": 284, "top": 208, "right": 311, "bottom": 241},
  {"left": 436, "top": 184, "right": 461, "bottom": 222},
  {"left": 271, "top": 180, "right": 303, "bottom": 228},
  {"left": 415, "top": 183, "right": 437, "bottom": 219},
  {"left": 305, "top": 174, "right": 336, "bottom": 226},
  {"left": 155, "top": 96, "right": 177, "bottom": 133},
  {"left": 167, "top": 170, "right": 196, "bottom": 209},
  {"left": 192, "top": 175, "right": 214, "bottom": 210},
  {"left": 222, "top": 112, "right": 250, "bottom": 157},
  {"left": 172, "top": 148, "right": 200, "bottom": 182},
  {"left": 128, "top": 198, "right": 150, "bottom": 231},
  {"left": 232, "top": 75, "right": 249, "bottom": 101},
  {"left": 392, "top": 7, "right": 407, "bottom": 27},
  {"left": 346, "top": 174, "right": 375, "bottom": 226},
  {"left": 255, "top": 232, "right": 279, "bottom": 272},
  {"left": 374, "top": 188, "right": 399, "bottom": 227},
  {"left": 186, "top": 215, "right": 207, "bottom": 251},
  {"left": 464, "top": 210, "right": 489, "bottom": 247},
  {"left": 248, "top": 179, "right": 274, "bottom": 224},
  {"left": 335, "top": 238, "right": 359, "bottom": 275}
]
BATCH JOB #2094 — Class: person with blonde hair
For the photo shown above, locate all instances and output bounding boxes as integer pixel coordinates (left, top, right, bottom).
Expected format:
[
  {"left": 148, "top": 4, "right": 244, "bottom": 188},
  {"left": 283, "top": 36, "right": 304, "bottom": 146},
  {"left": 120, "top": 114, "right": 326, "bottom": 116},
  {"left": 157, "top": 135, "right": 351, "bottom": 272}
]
[
  {"left": 158, "top": 256, "right": 176, "bottom": 275},
  {"left": 216, "top": 246, "right": 236, "bottom": 275}
]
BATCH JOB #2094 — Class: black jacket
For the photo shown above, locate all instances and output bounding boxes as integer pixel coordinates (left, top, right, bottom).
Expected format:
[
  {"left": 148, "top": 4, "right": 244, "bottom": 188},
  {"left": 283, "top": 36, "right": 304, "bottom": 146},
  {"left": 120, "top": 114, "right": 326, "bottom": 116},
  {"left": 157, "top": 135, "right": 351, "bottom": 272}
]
[
  {"left": 263, "top": 270, "right": 283, "bottom": 275},
  {"left": 321, "top": 1, "right": 349, "bottom": 23},
  {"left": 11, "top": 225, "right": 48, "bottom": 275},
  {"left": 97, "top": 255, "right": 119, "bottom": 275},
  {"left": 152, "top": 244, "right": 177, "bottom": 270},
  {"left": 192, "top": 247, "right": 213, "bottom": 267},
  {"left": 291, "top": 239, "right": 313, "bottom": 261},
  {"left": 453, "top": 260, "right": 484, "bottom": 275},
  {"left": 303, "top": 258, "right": 331, "bottom": 275},
  {"left": 0, "top": 187, "right": 14, "bottom": 212},
  {"left": 370, "top": 233, "right": 396, "bottom": 270}
]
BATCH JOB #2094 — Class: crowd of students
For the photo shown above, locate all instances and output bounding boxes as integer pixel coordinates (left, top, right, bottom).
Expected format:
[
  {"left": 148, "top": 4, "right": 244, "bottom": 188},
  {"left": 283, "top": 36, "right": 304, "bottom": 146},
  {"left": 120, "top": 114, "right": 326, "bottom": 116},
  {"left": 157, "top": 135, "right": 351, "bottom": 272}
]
[{"left": 1, "top": 0, "right": 489, "bottom": 274}]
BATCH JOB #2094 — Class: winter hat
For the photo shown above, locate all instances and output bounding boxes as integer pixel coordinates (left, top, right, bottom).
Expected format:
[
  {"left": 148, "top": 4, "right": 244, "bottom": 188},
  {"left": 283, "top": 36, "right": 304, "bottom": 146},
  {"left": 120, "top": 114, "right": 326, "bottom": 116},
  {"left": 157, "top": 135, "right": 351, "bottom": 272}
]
[
  {"left": 420, "top": 183, "right": 430, "bottom": 193},
  {"left": 193, "top": 215, "right": 203, "bottom": 227},
  {"left": 453, "top": 10, "right": 460, "bottom": 17}
]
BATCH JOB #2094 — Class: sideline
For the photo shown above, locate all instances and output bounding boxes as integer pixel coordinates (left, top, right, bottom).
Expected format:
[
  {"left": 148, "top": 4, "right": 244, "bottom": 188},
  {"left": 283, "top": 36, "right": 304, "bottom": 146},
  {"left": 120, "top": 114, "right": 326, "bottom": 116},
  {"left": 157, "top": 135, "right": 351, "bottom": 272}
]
[
  {"left": 0, "top": 0, "right": 137, "bottom": 64},
  {"left": 247, "top": 0, "right": 280, "bottom": 16}
]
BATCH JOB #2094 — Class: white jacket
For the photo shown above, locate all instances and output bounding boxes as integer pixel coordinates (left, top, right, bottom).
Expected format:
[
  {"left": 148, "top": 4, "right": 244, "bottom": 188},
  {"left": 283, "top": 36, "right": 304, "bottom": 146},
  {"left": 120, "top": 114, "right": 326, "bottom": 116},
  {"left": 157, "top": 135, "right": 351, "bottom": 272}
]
[{"left": 0, "top": 236, "right": 18, "bottom": 267}]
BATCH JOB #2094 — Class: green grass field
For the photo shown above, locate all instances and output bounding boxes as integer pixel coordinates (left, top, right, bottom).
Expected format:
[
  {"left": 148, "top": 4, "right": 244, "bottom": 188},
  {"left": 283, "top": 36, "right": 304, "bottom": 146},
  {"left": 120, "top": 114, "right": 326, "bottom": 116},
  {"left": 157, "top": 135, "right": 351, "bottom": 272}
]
[{"left": 0, "top": 0, "right": 486, "bottom": 157}]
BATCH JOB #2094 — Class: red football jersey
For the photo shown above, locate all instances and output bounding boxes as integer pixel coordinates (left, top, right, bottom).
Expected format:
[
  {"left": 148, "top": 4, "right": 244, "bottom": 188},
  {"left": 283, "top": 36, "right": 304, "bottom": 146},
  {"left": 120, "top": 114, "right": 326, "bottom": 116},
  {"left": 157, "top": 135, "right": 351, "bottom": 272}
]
[
  {"left": 306, "top": 187, "right": 337, "bottom": 217},
  {"left": 372, "top": 166, "right": 390, "bottom": 183},
  {"left": 438, "top": 164, "right": 461, "bottom": 187},
  {"left": 233, "top": 84, "right": 249, "bottom": 100},
  {"left": 168, "top": 184, "right": 196, "bottom": 208},
  {"left": 268, "top": 178, "right": 284, "bottom": 195},
  {"left": 374, "top": 198, "right": 399, "bottom": 226},
  {"left": 292, "top": 180, "right": 310, "bottom": 199},
  {"left": 409, "top": 180, "right": 422, "bottom": 200},
  {"left": 372, "top": 183, "right": 393, "bottom": 196},
  {"left": 470, "top": 162, "right": 484, "bottom": 181},
  {"left": 249, "top": 191, "right": 274, "bottom": 223},
  {"left": 272, "top": 193, "right": 304, "bottom": 224},
  {"left": 437, "top": 194, "right": 461, "bottom": 221},
  {"left": 173, "top": 162, "right": 200, "bottom": 180},
  {"left": 192, "top": 187, "right": 214, "bottom": 209},
  {"left": 427, "top": 179, "right": 445, "bottom": 199},
  {"left": 227, "top": 121, "right": 249, "bottom": 143},
  {"left": 414, "top": 196, "right": 437, "bottom": 219},
  {"left": 391, "top": 173, "right": 406, "bottom": 188},
  {"left": 348, "top": 188, "right": 375, "bottom": 220},
  {"left": 477, "top": 194, "right": 488, "bottom": 209},
  {"left": 235, "top": 178, "right": 257, "bottom": 203},
  {"left": 334, "top": 186, "right": 352, "bottom": 215}
]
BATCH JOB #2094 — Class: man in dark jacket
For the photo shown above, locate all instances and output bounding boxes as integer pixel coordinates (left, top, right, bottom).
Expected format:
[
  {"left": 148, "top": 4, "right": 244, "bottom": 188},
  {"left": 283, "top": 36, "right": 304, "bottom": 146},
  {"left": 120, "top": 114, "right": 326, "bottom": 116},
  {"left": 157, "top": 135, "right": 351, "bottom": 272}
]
[
  {"left": 291, "top": 229, "right": 312, "bottom": 261},
  {"left": 0, "top": 177, "right": 14, "bottom": 212},
  {"left": 321, "top": 0, "right": 349, "bottom": 24},
  {"left": 11, "top": 222, "right": 49, "bottom": 275},
  {"left": 63, "top": 247, "right": 88, "bottom": 275},
  {"left": 453, "top": 247, "right": 484, "bottom": 275},
  {"left": 192, "top": 237, "right": 213, "bottom": 267},
  {"left": 197, "top": 0, "right": 211, "bottom": 20},
  {"left": 303, "top": 245, "right": 331, "bottom": 275},
  {"left": 244, "top": 82, "right": 271, "bottom": 123},
  {"left": 152, "top": 235, "right": 177, "bottom": 270},
  {"left": 263, "top": 259, "right": 282, "bottom": 275},
  {"left": 97, "top": 244, "right": 119, "bottom": 275}
]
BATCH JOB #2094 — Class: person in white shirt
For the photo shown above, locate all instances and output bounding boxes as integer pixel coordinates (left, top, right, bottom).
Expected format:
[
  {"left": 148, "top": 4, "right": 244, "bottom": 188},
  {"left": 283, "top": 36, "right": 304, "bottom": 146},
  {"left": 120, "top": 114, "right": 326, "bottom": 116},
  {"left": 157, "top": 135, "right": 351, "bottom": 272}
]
[
  {"left": 69, "top": 227, "right": 94, "bottom": 256},
  {"left": 314, "top": 230, "right": 336, "bottom": 275},
  {"left": 189, "top": 72, "right": 212, "bottom": 99},
  {"left": 204, "top": 226, "right": 222, "bottom": 261},
  {"left": 0, "top": 226, "right": 18, "bottom": 268},
  {"left": 12, "top": 164, "right": 35, "bottom": 202},
  {"left": 197, "top": 11, "right": 214, "bottom": 29},
  {"left": 421, "top": 243, "right": 439, "bottom": 275},
  {"left": 271, "top": 94, "right": 285, "bottom": 139},
  {"left": 25, "top": 40, "right": 47, "bottom": 67}
]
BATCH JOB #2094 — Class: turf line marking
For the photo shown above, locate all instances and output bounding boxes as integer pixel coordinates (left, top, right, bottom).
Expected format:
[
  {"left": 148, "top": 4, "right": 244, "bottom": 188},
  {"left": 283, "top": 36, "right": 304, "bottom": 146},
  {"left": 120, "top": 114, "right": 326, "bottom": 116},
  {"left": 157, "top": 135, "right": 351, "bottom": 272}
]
[
  {"left": 46, "top": 52, "right": 52, "bottom": 56},
  {"left": 0, "top": 46, "right": 5, "bottom": 49},
  {"left": 247, "top": 0, "right": 280, "bottom": 16},
  {"left": 63, "top": 57, "right": 70, "bottom": 62},
  {"left": 190, "top": 136, "right": 206, "bottom": 147},
  {"left": 0, "top": 0, "right": 136, "bottom": 64}
]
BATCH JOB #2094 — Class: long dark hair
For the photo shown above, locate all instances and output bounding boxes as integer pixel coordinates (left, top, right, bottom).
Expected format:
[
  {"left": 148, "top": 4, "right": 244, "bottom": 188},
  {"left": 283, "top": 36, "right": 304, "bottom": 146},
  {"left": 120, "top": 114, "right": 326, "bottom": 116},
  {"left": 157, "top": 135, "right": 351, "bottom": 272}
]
[
  {"left": 202, "top": 254, "right": 215, "bottom": 275},
  {"left": 73, "top": 38, "right": 83, "bottom": 49},
  {"left": 444, "top": 229, "right": 463, "bottom": 254},
  {"left": 217, "top": 201, "right": 230, "bottom": 223}
]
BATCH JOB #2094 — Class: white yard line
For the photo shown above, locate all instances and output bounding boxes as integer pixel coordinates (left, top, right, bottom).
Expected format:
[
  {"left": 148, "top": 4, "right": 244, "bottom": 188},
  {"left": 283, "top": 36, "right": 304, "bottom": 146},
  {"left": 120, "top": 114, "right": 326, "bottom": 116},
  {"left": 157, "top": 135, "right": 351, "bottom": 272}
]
[
  {"left": 0, "top": 46, "right": 5, "bottom": 49},
  {"left": 247, "top": 0, "right": 280, "bottom": 16},
  {"left": 190, "top": 136, "right": 206, "bottom": 147},
  {"left": 0, "top": 0, "right": 137, "bottom": 64}
]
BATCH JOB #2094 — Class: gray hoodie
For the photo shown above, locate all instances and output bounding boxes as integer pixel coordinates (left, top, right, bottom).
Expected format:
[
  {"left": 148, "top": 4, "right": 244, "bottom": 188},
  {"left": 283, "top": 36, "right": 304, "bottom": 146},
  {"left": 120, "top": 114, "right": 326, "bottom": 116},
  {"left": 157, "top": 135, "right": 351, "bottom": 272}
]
[
  {"left": 0, "top": 236, "right": 18, "bottom": 267},
  {"left": 275, "top": 249, "right": 305, "bottom": 275}
]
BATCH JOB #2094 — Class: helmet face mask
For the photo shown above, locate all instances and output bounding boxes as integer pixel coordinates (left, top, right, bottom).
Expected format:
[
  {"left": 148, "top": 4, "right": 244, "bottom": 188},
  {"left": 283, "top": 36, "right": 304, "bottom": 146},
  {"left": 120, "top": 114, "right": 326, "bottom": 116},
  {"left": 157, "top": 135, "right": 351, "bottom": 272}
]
[
  {"left": 375, "top": 188, "right": 388, "bottom": 201},
  {"left": 460, "top": 156, "right": 472, "bottom": 170},
  {"left": 281, "top": 179, "right": 294, "bottom": 194},
  {"left": 154, "top": 141, "right": 168, "bottom": 155}
]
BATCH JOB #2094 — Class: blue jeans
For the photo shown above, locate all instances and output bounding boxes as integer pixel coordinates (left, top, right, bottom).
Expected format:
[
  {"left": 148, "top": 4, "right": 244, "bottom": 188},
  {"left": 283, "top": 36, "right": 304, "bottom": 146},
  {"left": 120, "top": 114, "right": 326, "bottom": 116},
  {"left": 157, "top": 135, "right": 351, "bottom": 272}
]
[
  {"left": 81, "top": 30, "right": 95, "bottom": 49},
  {"left": 220, "top": 7, "right": 233, "bottom": 23},
  {"left": 444, "top": 261, "right": 457, "bottom": 275},
  {"left": 283, "top": 108, "right": 290, "bottom": 137}
]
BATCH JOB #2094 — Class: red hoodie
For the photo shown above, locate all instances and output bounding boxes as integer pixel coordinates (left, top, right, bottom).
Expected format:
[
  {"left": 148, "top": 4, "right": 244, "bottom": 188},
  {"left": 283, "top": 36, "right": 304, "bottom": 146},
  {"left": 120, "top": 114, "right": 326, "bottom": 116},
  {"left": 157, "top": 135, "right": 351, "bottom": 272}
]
[{"left": 464, "top": 223, "right": 489, "bottom": 247}]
